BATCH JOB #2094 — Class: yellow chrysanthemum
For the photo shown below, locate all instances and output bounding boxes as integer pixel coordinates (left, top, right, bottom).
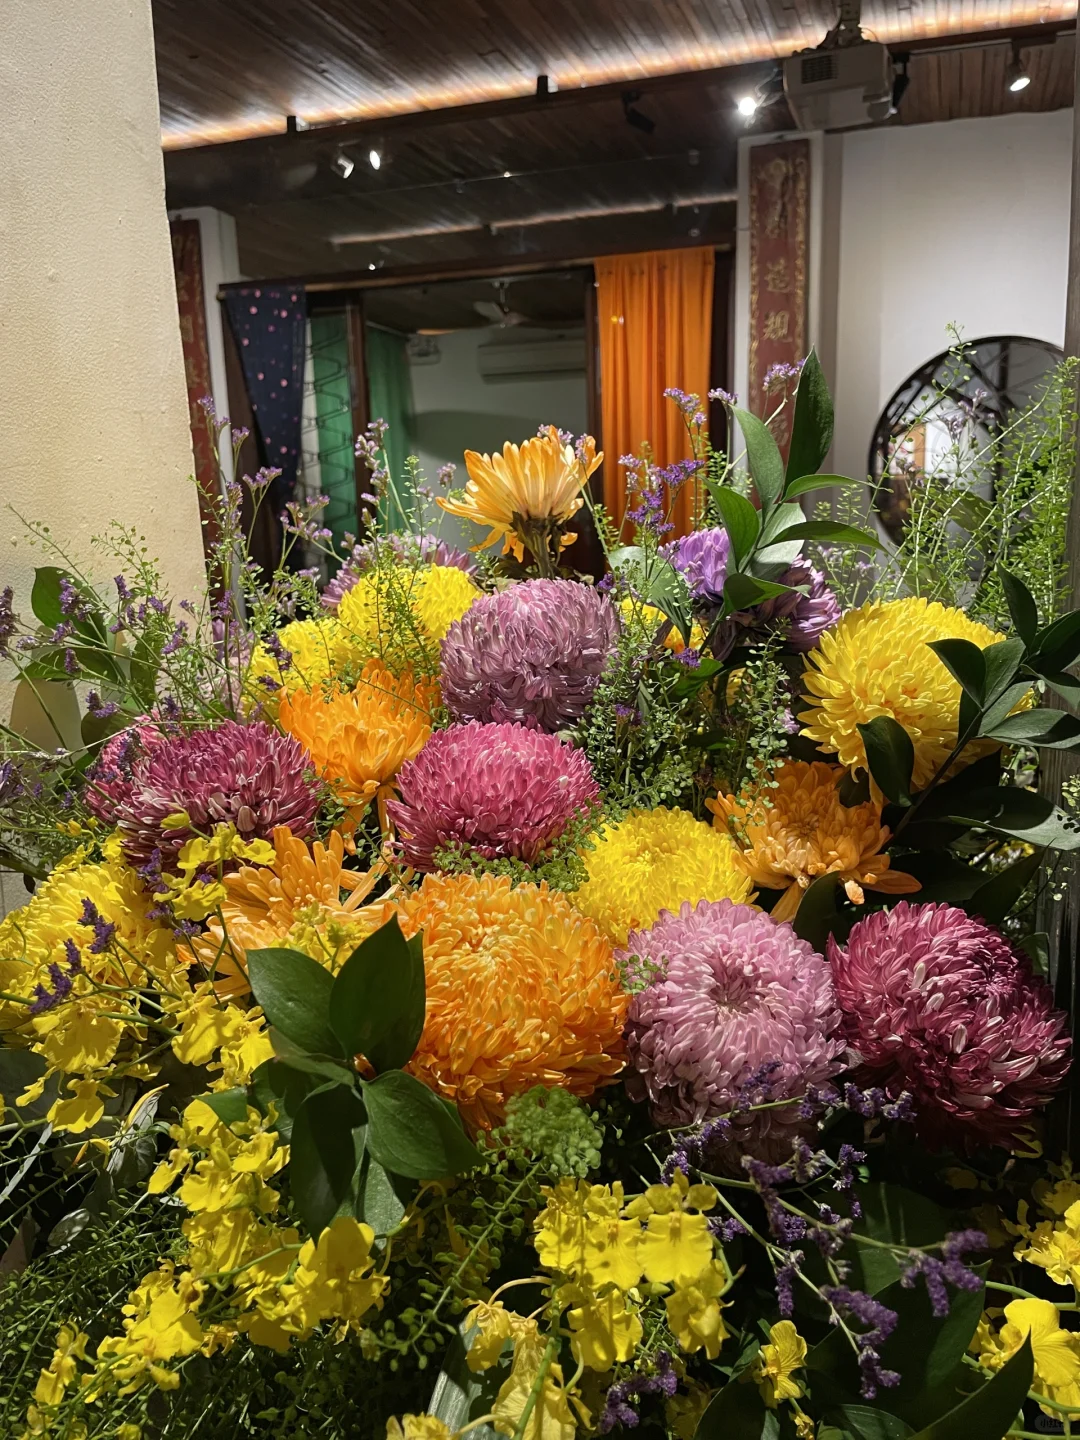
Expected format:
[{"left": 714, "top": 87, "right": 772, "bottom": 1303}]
[
  {"left": 437, "top": 427, "right": 602, "bottom": 561},
  {"left": 574, "top": 807, "right": 753, "bottom": 945},
  {"left": 278, "top": 660, "right": 438, "bottom": 830},
  {"left": 800, "top": 597, "right": 1027, "bottom": 792},
  {"left": 245, "top": 617, "right": 357, "bottom": 705},
  {"left": 709, "top": 760, "right": 920, "bottom": 923},
  {"left": 357, "top": 872, "right": 628, "bottom": 1129},
  {"left": 193, "top": 826, "right": 388, "bottom": 997},
  {"left": 0, "top": 858, "right": 177, "bottom": 1039},
  {"left": 618, "top": 598, "right": 706, "bottom": 654},
  {"left": 337, "top": 564, "right": 481, "bottom": 656}
]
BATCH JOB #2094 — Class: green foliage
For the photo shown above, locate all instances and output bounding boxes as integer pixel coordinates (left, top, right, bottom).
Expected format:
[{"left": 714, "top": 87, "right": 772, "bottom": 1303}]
[{"left": 499, "top": 1087, "right": 604, "bottom": 1178}]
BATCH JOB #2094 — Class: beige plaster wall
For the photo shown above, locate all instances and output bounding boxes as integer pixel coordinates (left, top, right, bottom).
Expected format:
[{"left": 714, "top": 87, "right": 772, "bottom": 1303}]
[{"left": 0, "top": 0, "right": 205, "bottom": 711}]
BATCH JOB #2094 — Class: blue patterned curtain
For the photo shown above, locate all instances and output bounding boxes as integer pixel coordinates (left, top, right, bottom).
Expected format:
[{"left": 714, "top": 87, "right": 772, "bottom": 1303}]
[{"left": 223, "top": 285, "right": 308, "bottom": 500}]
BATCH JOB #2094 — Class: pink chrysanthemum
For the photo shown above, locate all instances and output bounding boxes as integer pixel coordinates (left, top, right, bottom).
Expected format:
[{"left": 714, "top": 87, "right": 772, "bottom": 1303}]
[
  {"left": 621, "top": 898, "right": 844, "bottom": 1160},
  {"left": 85, "top": 721, "right": 170, "bottom": 826},
  {"left": 386, "top": 721, "right": 599, "bottom": 871},
  {"left": 113, "top": 720, "right": 321, "bottom": 872},
  {"left": 440, "top": 579, "right": 620, "bottom": 731},
  {"left": 829, "top": 901, "right": 1071, "bottom": 1150}
]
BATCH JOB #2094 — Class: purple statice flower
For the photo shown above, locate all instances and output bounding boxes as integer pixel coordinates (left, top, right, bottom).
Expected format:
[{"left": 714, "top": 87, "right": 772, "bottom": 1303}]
[
  {"left": 620, "top": 899, "right": 844, "bottom": 1165},
  {"left": 708, "top": 387, "right": 738, "bottom": 406},
  {"left": 821, "top": 1286, "right": 901, "bottom": 1398},
  {"left": 321, "top": 534, "right": 478, "bottom": 611},
  {"left": 900, "top": 1232, "right": 986, "bottom": 1317},
  {"left": 386, "top": 721, "right": 598, "bottom": 871},
  {"left": 79, "top": 898, "right": 116, "bottom": 954},
  {"left": 113, "top": 719, "right": 321, "bottom": 873},
  {"left": 441, "top": 579, "right": 620, "bottom": 732},
  {"left": 436, "top": 462, "right": 457, "bottom": 487},
  {"left": 1, "top": 586, "right": 20, "bottom": 656},
  {"left": 598, "top": 1351, "right": 678, "bottom": 1433},
  {"left": 663, "top": 386, "right": 701, "bottom": 419},
  {"left": 58, "top": 576, "right": 90, "bottom": 620},
  {"left": 661, "top": 526, "right": 730, "bottom": 605},
  {"left": 763, "top": 360, "right": 804, "bottom": 391},
  {"left": 243, "top": 465, "right": 281, "bottom": 493}
]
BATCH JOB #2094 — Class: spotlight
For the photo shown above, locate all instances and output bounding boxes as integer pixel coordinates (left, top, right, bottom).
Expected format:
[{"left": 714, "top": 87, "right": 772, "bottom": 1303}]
[
  {"left": 536, "top": 73, "right": 557, "bottom": 97},
  {"left": 736, "top": 94, "right": 759, "bottom": 118},
  {"left": 332, "top": 150, "right": 354, "bottom": 179},
  {"left": 622, "top": 90, "right": 656, "bottom": 135},
  {"left": 1006, "top": 42, "right": 1031, "bottom": 92},
  {"left": 890, "top": 54, "right": 911, "bottom": 115},
  {"left": 368, "top": 147, "right": 383, "bottom": 170}
]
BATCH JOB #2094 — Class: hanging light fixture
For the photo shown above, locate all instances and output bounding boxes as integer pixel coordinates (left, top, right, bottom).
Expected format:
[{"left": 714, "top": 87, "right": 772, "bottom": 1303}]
[{"left": 1006, "top": 41, "right": 1031, "bottom": 93}]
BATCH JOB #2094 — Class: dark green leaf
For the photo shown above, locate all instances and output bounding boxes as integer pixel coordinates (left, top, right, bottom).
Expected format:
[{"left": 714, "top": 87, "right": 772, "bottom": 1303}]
[
  {"left": 962, "top": 849, "right": 1043, "bottom": 925},
  {"left": 130, "top": 632, "right": 162, "bottom": 711},
  {"left": 331, "top": 918, "right": 426, "bottom": 1074},
  {"left": 710, "top": 484, "right": 761, "bottom": 566},
  {"left": 906, "top": 1336, "right": 1031, "bottom": 1440},
  {"left": 362, "top": 1069, "right": 480, "bottom": 1180},
  {"left": 0, "top": 1049, "right": 57, "bottom": 1121},
  {"left": 999, "top": 567, "right": 1038, "bottom": 646},
  {"left": 357, "top": 1153, "right": 410, "bottom": 1236},
  {"left": 722, "top": 573, "right": 793, "bottom": 616},
  {"left": 247, "top": 946, "right": 342, "bottom": 1057},
  {"left": 268, "top": 1028, "right": 352, "bottom": 1083},
  {"left": 926, "top": 639, "right": 986, "bottom": 704},
  {"left": 783, "top": 473, "right": 861, "bottom": 500},
  {"left": 984, "top": 707, "right": 1080, "bottom": 748},
  {"left": 289, "top": 1083, "right": 368, "bottom": 1235},
  {"left": 732, "top": 406, "right": 785, "bottom": 509},
  {"left": 791, "top": 872, "right": 841, "bottom": 952},
  {"left": 830, "top": 1408, "right": 912, "bottom": 1440},
  {"left": 857, "top": 717, "right": 915, "bottom": 807},
  {"left": 760, "top": 501, "right": 805, "bottom": 546},
  {"left": 847, "top": 1184, "right": 955, "bottom": 1295},
  {"left": 1038, "top": 669, "right": 1080, "bottom": 707},
  {"left": 31, "top": 566, "right": 67, "bottom": 629},
  {"left": 250, "top": 1059, "right": 323, "bottom": 1144},
  {"left": 786, "top": 350, "right": 834, "bottom": 483},
  {"left": 195, "top": 1087, "right": 248, "bottom": 1126},
  {"left": 767, "top": 519, "right": 883, "bottom": 550},
  {"left": 1020, "top": 931, "right": 1050, "bottom": 973},
  {"left": 1030, "top": 609, "right": 1080, "bottom": 674},
  {"left": 978, "top": 681, "right": 1036, "bottom": 736},
  {"left": 644, "top": 557, "right": 693, "bottom": 645},
  {"left": 894, "top": 851, "right": 985, "bottom": 904},
  {"left": 980, "top": 638, "right": 1025, "bottom": 703},
  {"left": 694, "top": 1375, "right": 772, "bottom": 1439},
  {"left": 946, "top": 786, "right": 1080, "bottom": 851}
]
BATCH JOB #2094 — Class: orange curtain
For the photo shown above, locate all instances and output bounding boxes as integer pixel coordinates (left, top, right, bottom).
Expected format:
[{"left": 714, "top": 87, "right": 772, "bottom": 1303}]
[{"left": 596, "top": 247, "right": 714, "bottom": 540}]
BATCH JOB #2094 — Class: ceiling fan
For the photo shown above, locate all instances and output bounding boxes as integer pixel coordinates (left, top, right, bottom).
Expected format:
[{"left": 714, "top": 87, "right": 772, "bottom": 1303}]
[{"left": 472, "top": 279, "right": 531, "bottom": 327}]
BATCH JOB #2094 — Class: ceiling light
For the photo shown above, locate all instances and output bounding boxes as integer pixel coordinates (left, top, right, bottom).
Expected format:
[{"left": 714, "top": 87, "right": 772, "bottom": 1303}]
[
  {"left": 622, "top": 90, "right": 656, "bottom": 135},
  {"left": 368, "top": 263, "right": 376, "bottom": 270},
  {"left": 503, "top": 170, "right": 512, "bottom": 178},
  {"left": 736, "top": 95, "right": 759, "bottom": 117},
  {"left": 368, "top": 147, "right": 383, "bottom": 169},
  {"left": 890, "top": 54, "right": 911, "bottom": 115},
  {"left": 1006, "top": 42, "right": 1030, "bottom": 92},
  {"left": 332, "top": 150, "right": 354, "bottom": 179}
]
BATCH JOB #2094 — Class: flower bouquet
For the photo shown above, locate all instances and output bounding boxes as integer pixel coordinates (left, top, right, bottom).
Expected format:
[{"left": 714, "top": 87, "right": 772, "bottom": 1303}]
[{"left": 4, "top": 353, "right": 1080, "bottom": 1440}]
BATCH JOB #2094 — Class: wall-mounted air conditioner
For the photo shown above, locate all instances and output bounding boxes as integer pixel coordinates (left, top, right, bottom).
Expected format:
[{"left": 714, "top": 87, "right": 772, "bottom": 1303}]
[{"left": 477, "top": 333, "right": 586, "bottom": 382}]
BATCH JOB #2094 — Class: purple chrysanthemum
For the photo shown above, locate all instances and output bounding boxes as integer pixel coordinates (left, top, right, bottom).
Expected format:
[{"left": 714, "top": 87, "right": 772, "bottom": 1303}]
[
  {"left": 621, "top": 898, "right": 844, "bottom": 1162},
  {"left": 722, "top": 555, "right": 840, "bottom": 655},
  {"left": 829, "top": 902, "right": 1071, "bottom": 1150},
  {"left": 440, "top": 579, "right": 620, "bottom": 732},
  {"left": 113, "top": 720, "right": 320, "bottom": 872},
  {"left": 322, "top": 534, "right": 477, "bottom": 611},
  {"left": 386, "top": 721, "right": 598, "bottom": 870},
  {"left": 662, "top": 526, "right": 730, "bottom": 604}
]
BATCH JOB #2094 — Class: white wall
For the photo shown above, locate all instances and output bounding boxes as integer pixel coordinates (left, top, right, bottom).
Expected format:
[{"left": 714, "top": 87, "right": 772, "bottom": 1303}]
[
  {"left": 408, "top": 327, "right": 589, "bottom": 546},
  {"left": 734, "top": 109, "right": 1073, "bottom": 483},
  {"left": 831, "top": 109, "right": 1072, "bottom": 481}
]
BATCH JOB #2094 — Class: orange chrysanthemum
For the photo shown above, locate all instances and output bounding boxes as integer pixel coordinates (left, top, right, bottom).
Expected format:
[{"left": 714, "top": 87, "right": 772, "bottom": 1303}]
[
  {"left": 278, "top": 661, "right": 438, "bottom": 831},
  {"left": 360, "top": 872, "right": 628, "bottom": 1129},
  {"left": 709, "top": 760, "right": 920, "bottom": 923},
  {"left": 195, "top": 825, "right": 387, "bottom": 996},
  {"left": 437, "top": 427, "right": 602, "bottom": 562}
]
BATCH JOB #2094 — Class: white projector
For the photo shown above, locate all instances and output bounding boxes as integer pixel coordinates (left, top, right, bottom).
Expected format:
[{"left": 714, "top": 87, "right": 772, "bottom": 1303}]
[{"left": 783, "top": 41, "right": 893, "bottom": 131}]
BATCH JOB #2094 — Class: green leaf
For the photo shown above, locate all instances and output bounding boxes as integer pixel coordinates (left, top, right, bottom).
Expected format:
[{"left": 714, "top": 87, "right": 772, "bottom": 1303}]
[
  {"left": 247, "top": 947, "right": 342, "bottom": 1057},
  {"left": 732, "top": 406, "right": 785, "bottom": 510},
  {"left": 288, "top": 1083, "right": 368, "bottom": 1235},
  {"left": 946, "top": 786, "right": 1080, "bottom": 851},
  {"left": 984, "top": 707, "right": 1080, "bottom": 749},
  {"left": 978, "top": 681, "right": 1036, "bottom": 736},
  {"left": 129, "top": 632, "right": 162, "bottom": 711},
  {"left": 786, "top": 349, "right": 834, "bottom": 483},
  {"left": 711, "top": 484, "right": 761, "bottom": 566},
  {"left": 830, "top": 1408, "right": 912, "bottom": 1440},
  {"left": 906, "top": 1336, "right": 1031, "bottom": 1440},
  {"left": 857, "top": 717, "right": 915, "bottom": 807},
  {"left": 791, "top": 872, "right": 841, "bottom": 952},
  {"left": 362, "top": 1070, "right": 480, "bottom": 1180},
  {"left": 722, "top": 573, "right": 793, "bottom": 616},
  {"left": 356, "top": 1153, "right": 410, "bottom": 1236},
  {"left": 1038, "top": 669, "right": 1080, "bottom": 707},
  {"left": 194, "top": 1087, "right": 248, "bottom": 1126},
  {"left": 926, "top": 639, "right": 986, "bottom": 704},
  {"left": 31, "top": 566, "right": 68, "bottom": 629},
  {"left": 962, "top": 848, "right": 1043, "bottom": 925},
  {"left": 0, "top": 1049, "right": 58, "bottom": 1121},
  {"left": 644, "top": 556, "right": 693, "bottom": 645},
  {"left": 1030, "top": 608, "right": 1080, "bottom": 674},
  {"left": 250, "top": 1059, "right": 323, "bottom": 1144},
  {"left": 760, "top": 501, "right": 805, "bottom": 546},
  {"left": 783, "top": 473, "right": 861, "bottom": 501},
  {"left": 999, "top": 567, "right": 1039, "bottom": 646},
  {"left": 847, "top": 1183, "right": 955, "bottom": 1295},
  {"left": 330, "top": 916, "right": 426, "bottom": 1075},
  {"left": 268, "top": 1029, "right": 352, "bottom": 1083},
  {"left": 767, "top": 519, "right": 883, "bottom": 550},
  {"left": 694, "top": 1375, "right": 772, "bottom": 1439},
  {"left": 980, "top": 638, "right": 1025, "bottom": 704}
]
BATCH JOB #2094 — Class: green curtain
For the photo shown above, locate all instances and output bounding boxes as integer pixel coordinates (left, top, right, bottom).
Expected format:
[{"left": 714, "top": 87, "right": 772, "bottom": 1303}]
[
  {"left": 365, "top": 325, "right": 415, "bottom": 530},
  {"left": 309, "top": 312, "right": 356, "bottom": 554}
]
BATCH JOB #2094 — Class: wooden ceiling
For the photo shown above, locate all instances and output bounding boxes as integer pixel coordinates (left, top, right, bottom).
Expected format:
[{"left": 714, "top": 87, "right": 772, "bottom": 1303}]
[
  {"left": 158, "top": 2, "right": 1076, "bottom": 282},
  {"left": 153, "top": 0, "right": 1076, "bottom": 148}
]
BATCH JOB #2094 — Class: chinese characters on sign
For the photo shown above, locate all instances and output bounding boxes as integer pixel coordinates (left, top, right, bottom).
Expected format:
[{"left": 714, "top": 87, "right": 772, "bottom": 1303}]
[{"left": 748, "top": 139, "right": 810, "bottom": 454}]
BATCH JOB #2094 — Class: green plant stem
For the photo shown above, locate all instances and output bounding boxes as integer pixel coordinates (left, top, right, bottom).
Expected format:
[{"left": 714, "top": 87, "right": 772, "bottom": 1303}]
[{"left": 511, "top": 1331, "right": 559, "bottom": 1440}]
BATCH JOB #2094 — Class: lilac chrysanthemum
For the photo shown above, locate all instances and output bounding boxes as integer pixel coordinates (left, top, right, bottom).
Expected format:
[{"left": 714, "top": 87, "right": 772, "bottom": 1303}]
[
  {"left": 113, "top": 720, "right": 321, "bottom": 872},
  {"left": 322, "top": 534, "right": 476, "bottom": 611},
  {"left": 621, "top": 898, "right": 844, "bottom": 1161},
  {"left": 386, "top": 721, "right": 599, "bottom": 870},
  {"left": 440, "top": 579, "right": 620, "bottom": 731},
  {"left": 662, "top": 526, "right": 730, "bottom": 604},
  {"left": 829, "top": 901, "right": 1070, "bottom": 1150}
]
